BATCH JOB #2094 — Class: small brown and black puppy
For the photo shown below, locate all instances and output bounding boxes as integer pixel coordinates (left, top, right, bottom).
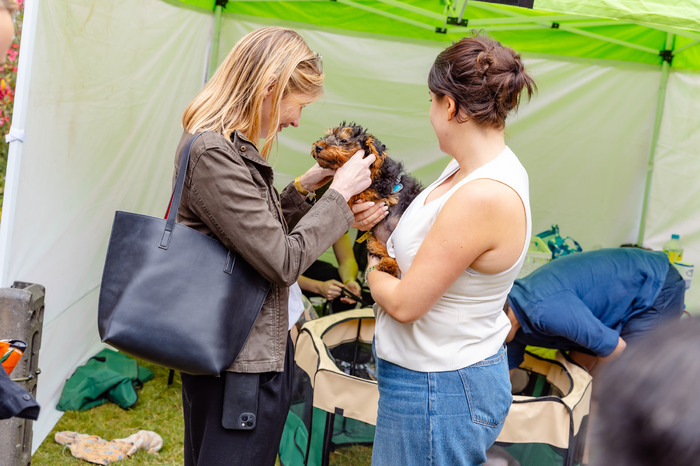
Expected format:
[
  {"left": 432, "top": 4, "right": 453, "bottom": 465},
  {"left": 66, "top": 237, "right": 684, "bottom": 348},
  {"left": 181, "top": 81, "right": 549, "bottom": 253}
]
[{"left": 311, "top": 122, "right": 423, "bottom": 277}]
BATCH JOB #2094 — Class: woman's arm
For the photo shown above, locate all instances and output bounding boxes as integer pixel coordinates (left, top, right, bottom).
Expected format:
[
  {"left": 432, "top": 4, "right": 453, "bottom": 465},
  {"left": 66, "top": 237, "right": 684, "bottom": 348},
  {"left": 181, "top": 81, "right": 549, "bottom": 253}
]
[
  {"left": 187, "top": 133, "right": 376, "bottom": 287},
  {"left": 367, "top": 178, "right": 527, "bottom": 323},
  {"left": 333, "top": 232, "right": 362, "bottom": 302},
  {"left": 186, "top": 142, "right": 357, "bottom": 286},
  {"left": 334, "top": 232, "right": 359, "bottom": 285}
]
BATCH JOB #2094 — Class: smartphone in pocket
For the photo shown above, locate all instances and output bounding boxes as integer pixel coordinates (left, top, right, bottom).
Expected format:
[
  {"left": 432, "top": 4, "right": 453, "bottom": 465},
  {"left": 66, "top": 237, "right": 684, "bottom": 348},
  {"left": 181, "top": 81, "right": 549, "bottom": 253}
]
[{"left": 222, "top": 372, "right": 259, "bottom": 430}]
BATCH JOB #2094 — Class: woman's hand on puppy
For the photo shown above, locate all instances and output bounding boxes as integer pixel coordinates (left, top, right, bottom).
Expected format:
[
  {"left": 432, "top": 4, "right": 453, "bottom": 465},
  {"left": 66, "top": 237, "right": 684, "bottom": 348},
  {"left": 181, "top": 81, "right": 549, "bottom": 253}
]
[
  {"left": 329, "top": 150, "right": 376, "bottom": 201},
  {"left": 366, "top": 254, "right": 380, "bottom": 268},
  {"left": 298, "top": 164, "right": 336, "bottom": 192},
  {"left": 352, "top": 200, "right": 388, "bottom": 231}
]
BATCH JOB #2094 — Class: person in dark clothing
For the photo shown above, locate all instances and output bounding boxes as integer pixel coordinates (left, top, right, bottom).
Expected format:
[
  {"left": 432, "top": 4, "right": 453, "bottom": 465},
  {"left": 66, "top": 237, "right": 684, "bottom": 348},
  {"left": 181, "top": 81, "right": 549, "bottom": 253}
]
[
  {"left": 0, "top": 368, "right": 39, "bottom": 420},
  {"left": 505, "top": 247, "right": 685, "bottom": 373},
  {"left": 298, "top": 232, "right": 363, "bottom": 312}
]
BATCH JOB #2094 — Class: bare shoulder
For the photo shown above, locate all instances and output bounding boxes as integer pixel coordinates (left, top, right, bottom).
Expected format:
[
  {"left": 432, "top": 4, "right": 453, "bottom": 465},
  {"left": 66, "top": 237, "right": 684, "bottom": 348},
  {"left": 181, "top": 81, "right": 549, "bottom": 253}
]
[
  {"left": 436, "top": 178, "right": 527, "bottom": 272},
  {"left": 442, "top": 178, "right": 524, "bottom": 222}
]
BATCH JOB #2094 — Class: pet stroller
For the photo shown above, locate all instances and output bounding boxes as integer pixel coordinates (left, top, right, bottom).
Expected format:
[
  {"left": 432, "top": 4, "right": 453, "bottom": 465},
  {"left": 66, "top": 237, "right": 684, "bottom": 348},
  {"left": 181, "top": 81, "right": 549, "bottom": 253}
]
[
  {"left": 488, "top": 350, "right": 593, "bottom": 466},
  {"left": 280, "top": 308, "right": 377, "bottom": 466},
  {"left": 280, "top": 309, "right": 592, "bottom": 466}
]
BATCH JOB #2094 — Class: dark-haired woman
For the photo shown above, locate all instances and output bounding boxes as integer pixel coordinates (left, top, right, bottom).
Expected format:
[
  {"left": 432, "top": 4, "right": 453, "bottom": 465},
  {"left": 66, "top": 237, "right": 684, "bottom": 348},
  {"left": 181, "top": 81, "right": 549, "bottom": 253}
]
[{"left": 366, "top": 34, "right": 536, "bottom": 465}]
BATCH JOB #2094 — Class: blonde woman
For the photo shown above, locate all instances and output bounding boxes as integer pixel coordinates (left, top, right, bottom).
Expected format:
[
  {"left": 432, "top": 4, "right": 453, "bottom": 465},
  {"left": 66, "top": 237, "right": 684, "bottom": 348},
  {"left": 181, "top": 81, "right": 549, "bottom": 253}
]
[{"left": 173, "top": 27, "right": 384, "bottom": 465}]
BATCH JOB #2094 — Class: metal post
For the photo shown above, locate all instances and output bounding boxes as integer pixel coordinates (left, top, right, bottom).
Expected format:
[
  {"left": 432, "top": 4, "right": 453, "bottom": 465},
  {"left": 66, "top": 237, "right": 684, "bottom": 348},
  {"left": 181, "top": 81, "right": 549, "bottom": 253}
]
[
  {"left": 207, "top": 4, "right": 224, "bottom": 81},
  {"left": 0, "top": 0, "right": 40, "bottom": 287},
  {"left": 0, "top": 282, "right": 45, "bottom": 466},
  {"left": 637, "top": 32, "right": 675, "bottom": 245}
]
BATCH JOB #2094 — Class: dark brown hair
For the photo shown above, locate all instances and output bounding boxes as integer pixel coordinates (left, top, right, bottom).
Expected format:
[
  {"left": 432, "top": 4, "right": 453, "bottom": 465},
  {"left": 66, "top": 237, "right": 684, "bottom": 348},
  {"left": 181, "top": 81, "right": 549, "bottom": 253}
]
[{"left": 428, "top": 33, "right": 536, "bottom": 129}]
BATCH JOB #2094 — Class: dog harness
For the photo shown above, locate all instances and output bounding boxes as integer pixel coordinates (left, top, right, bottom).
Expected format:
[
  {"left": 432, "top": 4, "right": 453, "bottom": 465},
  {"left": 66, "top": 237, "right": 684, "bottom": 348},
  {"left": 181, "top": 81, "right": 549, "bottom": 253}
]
[{"left": 392, "top": 174, "right": 404, "bottom": 193}]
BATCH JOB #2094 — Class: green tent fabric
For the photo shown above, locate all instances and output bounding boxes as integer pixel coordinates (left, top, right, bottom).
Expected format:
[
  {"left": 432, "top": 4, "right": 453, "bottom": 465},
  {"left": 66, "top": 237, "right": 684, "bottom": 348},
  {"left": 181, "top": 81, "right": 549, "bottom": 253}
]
[
  {"left": 172, "top": 0, "right": 700, "bottom": 70},
  {"left": 56, "top": 349, "right": 154, "bottom": 411}
]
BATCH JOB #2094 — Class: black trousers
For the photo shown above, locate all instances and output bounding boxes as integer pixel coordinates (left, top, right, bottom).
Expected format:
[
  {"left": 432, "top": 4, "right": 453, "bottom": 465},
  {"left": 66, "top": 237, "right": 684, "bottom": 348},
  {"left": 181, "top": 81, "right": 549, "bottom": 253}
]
[{"left": 181, "top": 334, "right": 294, "bottom": 466}]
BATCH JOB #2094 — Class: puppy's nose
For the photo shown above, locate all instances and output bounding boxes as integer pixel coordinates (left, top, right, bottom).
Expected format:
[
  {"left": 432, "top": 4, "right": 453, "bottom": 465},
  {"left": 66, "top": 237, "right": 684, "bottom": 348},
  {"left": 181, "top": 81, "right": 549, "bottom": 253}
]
[{"left": 315, "top": 145, "right": 323, "bottom": 154}]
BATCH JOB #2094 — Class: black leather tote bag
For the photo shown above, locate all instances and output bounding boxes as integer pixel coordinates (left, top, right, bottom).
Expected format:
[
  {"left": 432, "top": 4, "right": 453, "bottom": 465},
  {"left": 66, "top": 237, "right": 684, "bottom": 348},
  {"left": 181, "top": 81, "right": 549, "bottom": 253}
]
[{"left": 98, "top": 132, "right": 270, "bottom": 376}]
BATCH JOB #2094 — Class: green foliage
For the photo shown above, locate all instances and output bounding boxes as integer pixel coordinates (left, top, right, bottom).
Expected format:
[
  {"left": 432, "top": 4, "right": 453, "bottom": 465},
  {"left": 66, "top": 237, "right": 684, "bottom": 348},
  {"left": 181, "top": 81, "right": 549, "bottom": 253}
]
[{"left": 0, "top": 1, "right": 24, "bottom": 218}]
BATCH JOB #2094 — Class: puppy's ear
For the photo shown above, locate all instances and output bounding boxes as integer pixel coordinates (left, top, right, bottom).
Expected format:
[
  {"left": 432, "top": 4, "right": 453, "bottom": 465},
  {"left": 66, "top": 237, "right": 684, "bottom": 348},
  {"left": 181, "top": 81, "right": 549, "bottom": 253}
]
[
  {"left": 364, "top": 136, "right": 386, "bottom": 160},
  {"left": 364, "top": 136, "right": 386, "bottom": 176}
]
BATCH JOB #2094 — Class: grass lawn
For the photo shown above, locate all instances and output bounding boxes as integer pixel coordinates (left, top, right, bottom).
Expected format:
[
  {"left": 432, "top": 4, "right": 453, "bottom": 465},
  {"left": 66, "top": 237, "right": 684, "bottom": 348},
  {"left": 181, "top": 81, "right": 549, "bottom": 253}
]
[{"left": 31, "top": 358, "right": 372, "bottom": 465}]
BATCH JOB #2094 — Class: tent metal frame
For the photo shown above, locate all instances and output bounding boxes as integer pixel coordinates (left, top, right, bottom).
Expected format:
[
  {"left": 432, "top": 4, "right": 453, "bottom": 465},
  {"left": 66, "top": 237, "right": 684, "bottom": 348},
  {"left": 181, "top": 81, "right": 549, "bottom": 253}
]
[
  {"left": 638, "top": 32, "right": 674, "bottom": 245},
  {"left": 0, "top": 0, "right": 39, "bottom": 286}
]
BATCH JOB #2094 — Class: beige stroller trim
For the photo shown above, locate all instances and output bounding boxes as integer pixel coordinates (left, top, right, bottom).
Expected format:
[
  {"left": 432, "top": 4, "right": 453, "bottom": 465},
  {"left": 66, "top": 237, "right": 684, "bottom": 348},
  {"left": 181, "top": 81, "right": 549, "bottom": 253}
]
[
  {"left": 295, "top": 308, "right": 378, "bottom": 425},
  {"left": 499, "top": 351, "right": 593, "bottom": 449},
  {"left": 295, "top": 308, "right": 592, "bottom": 455}
]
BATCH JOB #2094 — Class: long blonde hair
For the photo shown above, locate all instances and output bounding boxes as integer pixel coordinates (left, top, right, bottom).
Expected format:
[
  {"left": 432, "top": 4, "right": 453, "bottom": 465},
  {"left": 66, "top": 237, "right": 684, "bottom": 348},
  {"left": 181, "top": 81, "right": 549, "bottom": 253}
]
[{"left": 182, "top": 27, "right": 324, "bottom": 160}]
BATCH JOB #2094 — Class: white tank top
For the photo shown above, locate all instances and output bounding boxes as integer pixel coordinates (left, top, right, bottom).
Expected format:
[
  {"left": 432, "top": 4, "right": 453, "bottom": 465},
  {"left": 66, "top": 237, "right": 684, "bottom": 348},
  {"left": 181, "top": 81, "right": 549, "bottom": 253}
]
[{"left": 375, "top": 146, "right": 531, "bottom": 372}]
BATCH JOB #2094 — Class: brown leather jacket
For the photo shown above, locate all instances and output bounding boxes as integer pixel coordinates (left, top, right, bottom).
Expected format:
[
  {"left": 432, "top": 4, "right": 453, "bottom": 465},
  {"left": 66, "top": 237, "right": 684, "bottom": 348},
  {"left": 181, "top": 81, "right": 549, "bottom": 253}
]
[{"left": 173, "top": 130, "right": 354, "bottom": 372}]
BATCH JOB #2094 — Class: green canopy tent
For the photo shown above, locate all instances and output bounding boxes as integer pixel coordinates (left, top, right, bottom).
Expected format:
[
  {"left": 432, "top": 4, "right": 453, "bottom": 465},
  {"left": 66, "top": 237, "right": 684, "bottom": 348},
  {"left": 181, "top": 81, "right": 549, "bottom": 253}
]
[
  {"left": 174, "top": 0, "right": 700, "bottom": 244},
  {"left": 168, "top": 0, "right": 700, "bottom": 296},
  {"left": 2, "top": 0, "right": 700, "bottom": 451}
]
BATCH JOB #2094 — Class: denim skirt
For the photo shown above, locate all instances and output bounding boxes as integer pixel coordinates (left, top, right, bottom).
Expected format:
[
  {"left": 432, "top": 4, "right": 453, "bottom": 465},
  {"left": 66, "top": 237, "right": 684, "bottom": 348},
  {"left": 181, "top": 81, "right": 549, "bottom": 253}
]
[{"left": 371, "top": 346, "right": 511, "bottom": 466}]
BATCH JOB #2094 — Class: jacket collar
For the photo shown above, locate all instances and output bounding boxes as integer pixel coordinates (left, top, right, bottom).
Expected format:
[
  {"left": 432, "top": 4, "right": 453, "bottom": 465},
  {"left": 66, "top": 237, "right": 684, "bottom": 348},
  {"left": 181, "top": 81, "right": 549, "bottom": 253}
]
[
  {"left": 230, "top": 131, "right": 269, "bottom": 166},
  {"left": 230, "top": 130, "right": 275, "bottom": 180}
]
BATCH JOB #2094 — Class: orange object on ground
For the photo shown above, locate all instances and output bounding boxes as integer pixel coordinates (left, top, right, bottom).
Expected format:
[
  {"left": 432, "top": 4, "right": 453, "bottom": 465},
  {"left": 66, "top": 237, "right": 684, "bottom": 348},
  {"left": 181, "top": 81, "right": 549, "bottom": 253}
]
[{"left": 0, "top": 339, "right": 26, "bottom": 375}]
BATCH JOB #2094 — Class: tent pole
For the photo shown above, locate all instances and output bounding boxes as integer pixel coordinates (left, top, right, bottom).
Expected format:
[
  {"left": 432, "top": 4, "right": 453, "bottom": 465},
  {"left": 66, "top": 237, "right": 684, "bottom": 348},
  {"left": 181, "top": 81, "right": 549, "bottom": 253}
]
[
  {"left": 207, "top": 4, "right": 224, "bottom": 80},
  {"left": 637, "top": 33, "right": 675, "bottom": 246},
  {"left": 0, "top": 0, "right": 39, "bottom": 287}
]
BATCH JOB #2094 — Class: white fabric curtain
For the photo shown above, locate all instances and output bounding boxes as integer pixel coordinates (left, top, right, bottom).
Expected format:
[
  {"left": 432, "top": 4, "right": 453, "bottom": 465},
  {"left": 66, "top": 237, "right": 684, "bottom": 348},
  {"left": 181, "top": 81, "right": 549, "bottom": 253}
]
[{"left": 9, "top": 0, "right": 212, "bottom": 450}]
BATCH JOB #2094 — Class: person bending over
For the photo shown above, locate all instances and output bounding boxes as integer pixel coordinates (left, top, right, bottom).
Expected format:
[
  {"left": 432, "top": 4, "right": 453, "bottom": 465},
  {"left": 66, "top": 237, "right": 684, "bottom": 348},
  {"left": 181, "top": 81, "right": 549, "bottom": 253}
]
[{"left": 505, "top": 247, "right": 685, "bottom": 374}]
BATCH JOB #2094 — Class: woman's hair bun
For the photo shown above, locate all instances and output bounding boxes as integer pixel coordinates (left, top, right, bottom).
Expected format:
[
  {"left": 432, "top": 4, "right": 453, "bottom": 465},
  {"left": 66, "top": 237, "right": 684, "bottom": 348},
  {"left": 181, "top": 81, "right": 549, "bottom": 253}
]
[{"left": 428, "top": 32, "right": 536, "bottom": 128}]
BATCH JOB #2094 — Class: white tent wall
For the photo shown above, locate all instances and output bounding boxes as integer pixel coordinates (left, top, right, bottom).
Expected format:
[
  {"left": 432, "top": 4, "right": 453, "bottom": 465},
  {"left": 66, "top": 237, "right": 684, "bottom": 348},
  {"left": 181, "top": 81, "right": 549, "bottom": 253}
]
[
  {"left": 644, "top": 70, "right": 700, "bottom": 312},
  {"left": 2, "top": 0, "right": 213, "bottom": 451},
  {"left": 2, "top": 0, "right": 698, "bottom": 451},
  {"left": 220, "top": 18, "right": 660, "bottom": 253}
]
